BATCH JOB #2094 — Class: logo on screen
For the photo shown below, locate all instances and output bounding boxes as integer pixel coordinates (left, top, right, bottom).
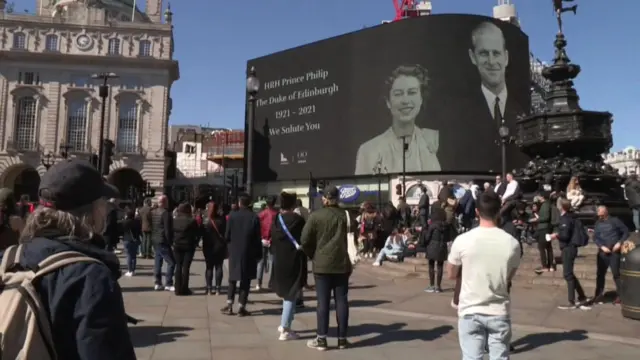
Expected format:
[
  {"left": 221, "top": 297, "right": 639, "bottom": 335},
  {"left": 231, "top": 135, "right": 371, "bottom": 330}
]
[
  {"left": 339, "top": 185, "right": 360, "bottom": 203},
  {"left": 280, "top": 153, "right": 289, "bottom": 165},
  {"left": 296, "top": 151, "right": 308, "bottom": 164}
]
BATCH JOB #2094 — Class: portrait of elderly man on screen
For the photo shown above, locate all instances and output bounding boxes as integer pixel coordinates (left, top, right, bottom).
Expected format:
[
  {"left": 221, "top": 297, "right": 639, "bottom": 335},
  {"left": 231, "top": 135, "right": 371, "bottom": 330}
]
[
  {"left": 467, "top": 21, "right": 519, "bottom": 129},
  {"left": 354, "top": 64, "right": 440, "bottom": 176}
]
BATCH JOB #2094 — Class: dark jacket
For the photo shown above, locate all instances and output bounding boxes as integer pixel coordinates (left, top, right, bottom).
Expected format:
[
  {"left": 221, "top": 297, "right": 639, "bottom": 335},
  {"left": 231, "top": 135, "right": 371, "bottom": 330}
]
[
  {"left": 594, "top": 216, "right": 629, "bottom": 249},
  {"left": 0, "top": 232, "right": 136, "bottom": 360},
  {"left": 625, "top": 179, "right": 640, "bottom": 208},
  {"left": 418, "top": 193, "right": 430, "bottom": 227},
  {"left": 103, "top": 202, "right": 119, "bottom": 239},
  {"left": 301, "top": 205, "right": 354, "bottom": 274},
  {"left": 494, "top": 182, "right": 506, "bottom": 197},
  {"left": 422, "top": 220, "right": 451, "bottom": 262},
  {"left": 120, "top": 217, "right": 141, "bottom": 243},
  {"left": 173, "top": 214, "right": 200, "bottom": 251},
  {"left": 225, "top": 208, "right": 262, "bottom": 281},
  {"left": 202, "top": 215, "right": 227, "bottom": 263},
  {"left": 500, "top": 218, "right": 523, "bottom": 257},
  {"left": 397, "top": 203, "right": 412, "bottom": 228},
  {"left": 459, "top": 189, "right": 475, "bottom": 216},
  {"left": 150, "top": 208, "right": 173, "bottom": 246},
  {"left": 536, "top": 200, "right": 552, "bottom": 233},
  {"left": 271, "top": 212, "right": 306, "bottom": 300},
  {"left": 556, "top": 212, "right": 577, "bottom": 249},
  {"left": 139, "top": 205, "right": 153, "bottom": 232}
]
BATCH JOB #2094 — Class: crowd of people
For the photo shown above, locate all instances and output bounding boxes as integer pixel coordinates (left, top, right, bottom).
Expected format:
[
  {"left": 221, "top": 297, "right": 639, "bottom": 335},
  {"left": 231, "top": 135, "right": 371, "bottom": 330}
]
[{"left": 0, "top": 158, "right": 637, "bottom": 359}]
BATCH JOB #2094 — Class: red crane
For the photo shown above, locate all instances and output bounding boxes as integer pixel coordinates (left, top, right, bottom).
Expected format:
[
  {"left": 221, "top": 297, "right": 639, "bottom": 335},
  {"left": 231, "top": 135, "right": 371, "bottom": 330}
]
[{"left": 392, "top": 0, "right": 420, "bottom": 21}]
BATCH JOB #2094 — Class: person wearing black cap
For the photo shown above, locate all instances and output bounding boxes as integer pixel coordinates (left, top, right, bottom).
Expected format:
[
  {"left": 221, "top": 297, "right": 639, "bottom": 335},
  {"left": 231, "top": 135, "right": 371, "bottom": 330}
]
[
  {"left": 301, "top": 185, "right": 354, "bottom": 351},
  {"left": 0, "top": 158, "right": 136, "bottom": 359}
]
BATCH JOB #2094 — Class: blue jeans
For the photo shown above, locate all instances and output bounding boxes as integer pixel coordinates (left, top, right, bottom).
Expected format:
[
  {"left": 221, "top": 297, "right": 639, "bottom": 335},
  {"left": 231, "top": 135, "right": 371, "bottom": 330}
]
[
  {"left": 458, "top": 314, "right": 511, "bottom": 360},
  {"left": 375, "top": 248, "right": 402, "bottom": 264},
  {"left": 124, "top": 241, "right": 139, "bottom": 273},
  {"left": 633, "top": 209, "right": 640, "bottom": 231},
  {"left": 153, "top": 244, "right": 176, "bottom": 286},
  {"left": 256, "top": 246, "right": 271, "bottom": 287},
  {"left": 280, "top": 299, "right": 296, "bottom": 329}
]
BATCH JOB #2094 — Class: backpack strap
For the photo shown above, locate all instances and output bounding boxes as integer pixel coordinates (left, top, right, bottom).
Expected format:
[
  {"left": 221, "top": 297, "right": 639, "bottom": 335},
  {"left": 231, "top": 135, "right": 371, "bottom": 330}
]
[
  {"left": 34, "top": 251, "right": 103, "bottom": 278},
  {"left": 0, "top": 244, "right": 23, "bottom": 276}
]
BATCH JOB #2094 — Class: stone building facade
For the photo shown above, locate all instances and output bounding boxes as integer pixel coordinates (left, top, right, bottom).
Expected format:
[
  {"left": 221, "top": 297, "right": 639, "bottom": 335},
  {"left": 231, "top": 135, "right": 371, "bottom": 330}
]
[{"left": 0, "top": 0, "right": 179, "bottom": 200}]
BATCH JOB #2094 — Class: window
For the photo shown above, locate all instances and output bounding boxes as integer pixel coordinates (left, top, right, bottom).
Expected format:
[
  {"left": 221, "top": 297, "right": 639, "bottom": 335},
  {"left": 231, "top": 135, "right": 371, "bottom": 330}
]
[
  {"left": 117, "top": 98, "right": 138, "bottom": 153},
  {"left": 14, "top": 97, "right": 37, "bottom": 150},
  {"left": 184, "top": 144, "right": 196, "bottom": 154},
  {"left": 12, "top": 32, "right": 26, "bottom": 50},
  {"left": 138, "top": 40, "right": 151, "bottom": 57},
  {"left": 45, "top": 34, "right": 58, "bottom": 52},
  {"left": 70, "top": 75, "right": 90, "bottom": 88},
  {"left": 66, "top": 100, "right": 88, "bottom": 152},
  {"left": 107, "top": 38, "right": 120, "bottom": 55},
  {"left": 18, "top": 72, "right": 40, "bottom": 85},
  {"left": 120, "top": 77, "right": 143, "bottom": 91}
]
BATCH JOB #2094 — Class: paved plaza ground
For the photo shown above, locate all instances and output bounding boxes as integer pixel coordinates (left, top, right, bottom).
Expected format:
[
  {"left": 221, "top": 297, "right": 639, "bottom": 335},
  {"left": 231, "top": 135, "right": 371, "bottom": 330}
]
[{"left": 121, "top": 252, "right": 640, "bottom": 360}]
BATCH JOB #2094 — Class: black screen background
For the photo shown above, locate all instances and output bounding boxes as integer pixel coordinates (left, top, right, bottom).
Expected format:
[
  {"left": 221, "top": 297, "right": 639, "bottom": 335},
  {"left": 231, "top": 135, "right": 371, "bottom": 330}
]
[{"left": 247, "top": 14, "right": 531, "bottom": 181}]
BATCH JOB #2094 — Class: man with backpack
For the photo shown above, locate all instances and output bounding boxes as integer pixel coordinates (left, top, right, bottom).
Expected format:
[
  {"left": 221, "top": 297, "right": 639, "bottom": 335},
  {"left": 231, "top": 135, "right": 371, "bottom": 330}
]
[
  {"left": 0, "top": 159, "right": 136, "bottom": 360},
  {"left": 549, "top": 198, "right": 590, "bottom": 310}
]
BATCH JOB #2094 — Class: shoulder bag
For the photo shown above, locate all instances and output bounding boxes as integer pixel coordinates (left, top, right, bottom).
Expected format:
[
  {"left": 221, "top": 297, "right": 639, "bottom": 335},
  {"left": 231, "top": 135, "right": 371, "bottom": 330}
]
[
  {"left": 345, "top": 210, "right": 361, "bottom": 266},
  {"left": 277, "top": 214, "right": 301, "bottom": 250}
]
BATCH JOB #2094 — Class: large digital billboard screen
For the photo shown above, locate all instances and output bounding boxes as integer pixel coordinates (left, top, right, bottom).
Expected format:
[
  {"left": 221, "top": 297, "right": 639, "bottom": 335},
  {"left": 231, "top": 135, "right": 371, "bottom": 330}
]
[{"left": 247, "top": 14, "right": 531, "bottom": 181}]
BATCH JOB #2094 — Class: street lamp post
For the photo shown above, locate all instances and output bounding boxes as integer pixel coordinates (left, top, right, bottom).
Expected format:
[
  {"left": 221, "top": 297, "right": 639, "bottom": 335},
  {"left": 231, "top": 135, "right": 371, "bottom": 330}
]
[
  {"left": 246, "top": 67, "right": 260, "bottom": 200},
  {"left": 91, "top": 72, "right": 118, "bottom": 172},
  {"left": 373, "top": 159, "right": 386, "bottom": 210},
  {"left": 41, "top": 152, "right": 55, "bottom": 170},
  {"left": 497, "top": 121, "right": 517, "bottom": 179},
  {"left": 400, "top": 135, "right": 409, "bottom": 197}
]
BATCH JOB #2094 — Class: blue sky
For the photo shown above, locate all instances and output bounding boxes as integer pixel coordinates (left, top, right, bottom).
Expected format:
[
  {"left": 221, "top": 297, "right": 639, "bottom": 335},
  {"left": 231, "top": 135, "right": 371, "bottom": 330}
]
[{"left": 14, "top": 0, "right": 639, "bottom": 150}]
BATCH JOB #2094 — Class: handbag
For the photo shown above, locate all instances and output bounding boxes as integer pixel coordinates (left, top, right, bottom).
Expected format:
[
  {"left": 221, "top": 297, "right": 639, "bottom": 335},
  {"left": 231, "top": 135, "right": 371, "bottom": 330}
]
[
  {"left": 277, "top": 214, "right": 301, "bottom": 250},
  {"left": 345, "top": 210, "right": 361, "bottom": 266}
]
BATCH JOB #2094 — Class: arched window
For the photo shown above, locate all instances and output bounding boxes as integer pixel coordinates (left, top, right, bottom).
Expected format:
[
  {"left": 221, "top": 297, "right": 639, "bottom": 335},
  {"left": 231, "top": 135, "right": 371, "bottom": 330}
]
[
  {"left": 14, "top": 97, "right": 37, "bottom": 150},
  {"left": 45, "top": 34, "right": 58, "bottom": 52},
  {"left": 139, "top": 40, "right": 151, "bottom": 57},
  {"left": 117, "top": 98, "right": 138, "bottom": 153},
  {"left": 13, "top": 32, "right": 26, "bottom": 50},
  {"left": 107, "top": 38, "right": 120, "bottom": 55},
  {"left": 66, "top": 99, "right": 88, "bottom": 152}
]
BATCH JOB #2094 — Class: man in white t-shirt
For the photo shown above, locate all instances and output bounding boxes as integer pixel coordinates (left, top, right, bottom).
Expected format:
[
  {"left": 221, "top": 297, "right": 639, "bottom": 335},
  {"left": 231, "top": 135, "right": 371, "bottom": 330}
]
[{"left": 447, "top": 191, "right": 521, "bottom": 360}]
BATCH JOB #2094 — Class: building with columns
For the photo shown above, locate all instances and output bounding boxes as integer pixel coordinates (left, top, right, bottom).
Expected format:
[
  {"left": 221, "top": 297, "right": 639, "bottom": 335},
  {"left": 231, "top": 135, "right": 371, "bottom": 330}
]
[
  {"left": 603, "top": 146, "right": 640, "bottom": 175},
  {"left": 0, "top": 0, "right": 178, "bottom": 200}
]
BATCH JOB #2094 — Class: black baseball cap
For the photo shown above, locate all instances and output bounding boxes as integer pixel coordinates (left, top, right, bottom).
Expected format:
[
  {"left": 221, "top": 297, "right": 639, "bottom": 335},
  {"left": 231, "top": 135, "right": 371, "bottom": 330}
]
[
  {"left": 323, "top": 185, "right": 339, "bottom": 200},
  {"left": 38, "top": 159, "right": 119, "bottom": 211}
]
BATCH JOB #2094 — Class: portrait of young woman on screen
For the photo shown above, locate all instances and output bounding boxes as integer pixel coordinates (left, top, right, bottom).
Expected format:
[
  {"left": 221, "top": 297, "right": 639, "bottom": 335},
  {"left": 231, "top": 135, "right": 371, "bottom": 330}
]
[{"left": 354, "top": 64, "right": 441, "bottom": 175}]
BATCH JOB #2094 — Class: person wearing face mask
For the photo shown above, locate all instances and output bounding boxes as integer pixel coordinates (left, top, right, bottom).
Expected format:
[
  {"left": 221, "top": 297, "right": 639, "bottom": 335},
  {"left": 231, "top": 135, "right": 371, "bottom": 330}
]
[{"left": 354, "top": 64, "right": 440, "bottom": 175}]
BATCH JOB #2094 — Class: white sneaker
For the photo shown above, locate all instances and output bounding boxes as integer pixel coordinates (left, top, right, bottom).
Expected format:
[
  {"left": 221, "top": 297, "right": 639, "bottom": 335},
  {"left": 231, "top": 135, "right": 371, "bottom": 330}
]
[
  {"left": 165, "top": 286, "right": 175, "bottom": 292},
  {"left": 114, "top": 250, "right": 123, "bottom": 255},
  {"left": 255, "top": 285, "right": 261, "bottom": 291},
  {"left": 277, "top": 326, "right": 284, "bottom": 333},
  {"left": 372, "top": 262, "right": 381, "bottom": 267},
  {"left": 451, "top": 300, "right": 458, "bottom": 309},
  {"left": 124, "top": 272, "right": 133, "bottom": 277},
  {"left": 279, "top": 330, "right": 300, "bottom": 341},
  {"left": 154, "top": 284, "right": 163, "bottom": 291}
]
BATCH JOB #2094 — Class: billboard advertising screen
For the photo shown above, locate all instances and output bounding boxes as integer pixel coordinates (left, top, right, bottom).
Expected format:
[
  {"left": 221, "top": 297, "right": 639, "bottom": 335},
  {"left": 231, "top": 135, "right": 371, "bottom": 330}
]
[{"left": 247, "top": 14, "right": 531, "bottom": 181}]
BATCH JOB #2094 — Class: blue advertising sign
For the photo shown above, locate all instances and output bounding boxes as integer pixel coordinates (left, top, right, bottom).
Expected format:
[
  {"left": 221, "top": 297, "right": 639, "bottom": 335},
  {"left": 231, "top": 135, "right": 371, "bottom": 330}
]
[{"left": 339, "top": 185, "right": 360, "bottom": 203}]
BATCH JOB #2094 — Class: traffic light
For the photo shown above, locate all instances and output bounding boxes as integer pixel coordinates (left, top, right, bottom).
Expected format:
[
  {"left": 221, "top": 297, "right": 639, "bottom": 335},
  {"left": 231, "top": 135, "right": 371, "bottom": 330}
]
[
  {"left": 101, "top": 139, "right": 114, "bottom": 176},
  {"left": 395, "top": 184, "right": 402, "bottom": 195},
  {"left": 318, "top": 180, "right": 326, "bottom": 192},
  {"left": 226, "top": 173, "right": 236, "bottom": 188}
]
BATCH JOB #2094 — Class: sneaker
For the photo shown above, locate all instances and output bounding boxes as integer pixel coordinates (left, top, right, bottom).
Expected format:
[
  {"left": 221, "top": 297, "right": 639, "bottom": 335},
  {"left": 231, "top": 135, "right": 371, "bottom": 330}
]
[
  {"left": 337, "top": 338, "right": 350, "bottom": 349},
  {"left": 307, "top": 337, "right": 328, "bottom": 351},
  {"left": 255, "top": 285, "right": 262, "bottom": 291},
  {"left": 557, "top": 302, "right": 579, "bottom": 310},
  {"left": 450, "top": 300, "right": 458, "bottom": 309},
  {"left": 114, "top": 250, "right": 122, "bottom": 255},
  {"left": 296, "top": 301, "right": 305, "bottom": 309},
  {"left": 424, "top": 286, "right": 435, "bottom": 293},
  {"left": 277, "top": 326, "right": 284, "bottom": 333},
  {"left": 434, "top": 287, "right": 443, "bottom": 293},
  {"left": 613, "top": 297, "right": 621, "bottom": 305},
  {"left": 591, "top": 295, "right": 605, "bottom": 305},
  {"left": 237, "top": 307, "right": 250, "bottom": 317},
  {"left": 372, "top": 262, "right": 381, "bottom": 267},
  {"left": 279, "top": 330, "right": 300, "bottom": 341},
  {"left": 220, "top": 305, "right": 234, "bottom": 315},
  {"left": 165, "top": 286, "right": 175, "bottom": 292},
  {"left": 534, "top": 267, "right": 544, "bottom": 275},
  {"left": 154, "top": 284, "right": 163, "bottom": 291},
  {"left": 124, "top": 271, "right": 133, "bottom": 277}
]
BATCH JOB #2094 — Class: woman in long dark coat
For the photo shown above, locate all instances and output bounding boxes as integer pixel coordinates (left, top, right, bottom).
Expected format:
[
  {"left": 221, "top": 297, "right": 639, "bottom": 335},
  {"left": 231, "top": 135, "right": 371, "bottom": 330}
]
[
  {"left": 202, "top": 201, "right": 227, "bottom": 295},
  {"left": 270, "top": 192, "right": 306, "bottom": 340},
  {"left": 422, "top": 205, "right": 453, "bottom": 293}
]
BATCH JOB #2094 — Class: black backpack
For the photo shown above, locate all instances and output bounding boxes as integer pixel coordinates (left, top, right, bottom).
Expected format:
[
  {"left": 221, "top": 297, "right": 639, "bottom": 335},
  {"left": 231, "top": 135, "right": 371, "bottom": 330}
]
[{"left": 571, "top": 218, "right": 589, "bottom": 247}]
